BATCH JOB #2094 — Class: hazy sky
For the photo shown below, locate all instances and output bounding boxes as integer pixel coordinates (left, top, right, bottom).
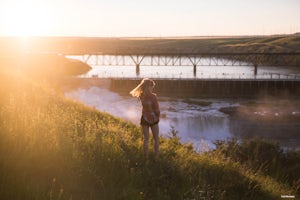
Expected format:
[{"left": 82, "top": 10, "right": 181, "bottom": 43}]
[{"left": 0, "top": 0, "right": 299, "bottom": 37}]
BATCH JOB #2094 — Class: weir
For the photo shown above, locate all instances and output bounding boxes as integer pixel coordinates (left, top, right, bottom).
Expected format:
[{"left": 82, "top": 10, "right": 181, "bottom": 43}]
[
  {"left": 110, "top": 78, "right": 300, "bottom": 98},
  {"left": 68, "top": 77, "right": 300, "bottom": 98}
]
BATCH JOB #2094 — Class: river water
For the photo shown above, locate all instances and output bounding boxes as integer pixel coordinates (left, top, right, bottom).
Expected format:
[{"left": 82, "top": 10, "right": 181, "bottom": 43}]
[
  {"left": 65, "top": 57, "right": 300, "bottom": 151},
  {"left": 65, "top": 85, "right": 300, "bottom": 151},
  {"left": 65, "top": 86, "right": 238, "bottom": 152},
  {"left": 79, "top": 65, "right": 300, "bottom": 80}
]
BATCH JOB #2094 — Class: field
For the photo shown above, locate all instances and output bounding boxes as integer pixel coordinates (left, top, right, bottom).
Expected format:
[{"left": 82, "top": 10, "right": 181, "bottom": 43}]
[
  {"left": 0, "top": 47, "right": 299, "bottom": 199},
  {"left": 1, "top": 34, "right": 300, "bottom": 55}
]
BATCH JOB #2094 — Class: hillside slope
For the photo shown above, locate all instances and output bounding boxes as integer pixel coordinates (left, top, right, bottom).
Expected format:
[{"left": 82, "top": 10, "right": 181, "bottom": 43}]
[{"left": 0, "top": 55, "right": 299, "bottom": 199}]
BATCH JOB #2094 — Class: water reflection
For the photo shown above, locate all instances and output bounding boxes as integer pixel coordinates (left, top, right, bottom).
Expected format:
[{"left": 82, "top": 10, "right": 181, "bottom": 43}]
[{"left": 80, "top": 65, "right": 300, "bottom": 80}]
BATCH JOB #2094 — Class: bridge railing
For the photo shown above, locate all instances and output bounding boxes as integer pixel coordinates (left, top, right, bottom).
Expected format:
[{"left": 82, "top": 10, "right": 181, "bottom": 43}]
[{"left": 75, "top": 53, "right": 300, "bottom": 67}]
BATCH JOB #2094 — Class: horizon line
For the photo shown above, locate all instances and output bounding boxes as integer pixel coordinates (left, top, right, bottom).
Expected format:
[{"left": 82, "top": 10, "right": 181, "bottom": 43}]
[{"left": 0, "top": 32, "right": 299, "bottom": 39}]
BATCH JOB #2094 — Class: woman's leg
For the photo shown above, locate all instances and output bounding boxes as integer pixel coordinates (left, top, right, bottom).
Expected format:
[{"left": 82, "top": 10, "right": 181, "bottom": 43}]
[
  {"left": 151, "top": 124, "right": 159, "bottom": 159},
  {"left": 142, "top": 125, "right": 150, "bottom": 159}
]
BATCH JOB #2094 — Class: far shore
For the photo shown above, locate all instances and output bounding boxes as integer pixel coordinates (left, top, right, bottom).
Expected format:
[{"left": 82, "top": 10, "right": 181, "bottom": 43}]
[
  {"left": 1, "top": 33, "right": 299, "bottom": 55},
  {"left": 1, "top": 34, "right": 299, "bottom": 68}
]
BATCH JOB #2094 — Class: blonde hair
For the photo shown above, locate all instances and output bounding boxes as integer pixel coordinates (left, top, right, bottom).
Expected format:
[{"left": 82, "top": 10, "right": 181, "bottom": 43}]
[{"left": 130, "top": 78, "right": 155, "bottom": 98}]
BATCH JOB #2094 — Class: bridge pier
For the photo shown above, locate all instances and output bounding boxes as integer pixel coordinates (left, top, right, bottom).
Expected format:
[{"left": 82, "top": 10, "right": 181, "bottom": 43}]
[
  {"left": 130, "top": 55, "right": 144, "bottom": 77},
  {"left": 193, "top": 64, "right": 197, "bottom": 77},
  {"left": 136, "top": 64, "right": 140, "bottom": 76},
  {"left": 254, "top": 64, "right": 258, "bottom": 76}
]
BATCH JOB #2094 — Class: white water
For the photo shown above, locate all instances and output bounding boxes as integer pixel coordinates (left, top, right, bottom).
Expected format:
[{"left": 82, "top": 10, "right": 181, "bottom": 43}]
[{"left": 65, "top": 86, "right": 238, "bottom": 152}]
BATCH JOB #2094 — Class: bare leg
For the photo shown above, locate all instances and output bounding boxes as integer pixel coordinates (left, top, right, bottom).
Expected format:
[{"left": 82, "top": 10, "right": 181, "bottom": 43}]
[
  {"left": 151, "top": 124, "right": 159, "bottom": 160},
  {"left": 142, "top": 125, "right": 150, "bottom": 159}
]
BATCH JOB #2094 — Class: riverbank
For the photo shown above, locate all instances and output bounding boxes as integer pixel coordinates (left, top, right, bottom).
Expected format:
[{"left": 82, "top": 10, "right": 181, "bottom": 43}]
[{"left": 0, "top": 52, "right": 91, "bottom": 78}]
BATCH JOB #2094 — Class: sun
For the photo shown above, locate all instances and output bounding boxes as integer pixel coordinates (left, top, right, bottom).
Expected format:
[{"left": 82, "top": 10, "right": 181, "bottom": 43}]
[{"left": 0, "top": 1, "right": 52, "bottom": 36}]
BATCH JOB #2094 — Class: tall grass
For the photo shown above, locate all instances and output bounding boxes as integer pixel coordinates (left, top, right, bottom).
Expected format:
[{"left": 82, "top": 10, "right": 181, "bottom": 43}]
[{"left": 0, "top": 55, "right": 299, "bottom": 199}]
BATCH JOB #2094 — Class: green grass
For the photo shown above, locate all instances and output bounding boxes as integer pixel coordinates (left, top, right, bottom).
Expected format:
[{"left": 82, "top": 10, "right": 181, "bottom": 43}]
[{"left": 0, "top": 55, "right": 299, "bottom": 199}]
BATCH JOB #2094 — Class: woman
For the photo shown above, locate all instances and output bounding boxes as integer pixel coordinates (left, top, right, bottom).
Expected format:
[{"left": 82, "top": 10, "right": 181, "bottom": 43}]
[{"left": 130, "top": 78, "right": 160, "bottom": 160}]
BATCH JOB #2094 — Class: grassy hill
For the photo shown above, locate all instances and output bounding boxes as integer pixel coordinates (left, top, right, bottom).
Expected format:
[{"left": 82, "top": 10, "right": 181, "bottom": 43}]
[
  {"left": 1, "top": 34, "right": 299, "bottom": 54},
  {"left": 0, "top": 54, "right": 299, "bottom": 199}
]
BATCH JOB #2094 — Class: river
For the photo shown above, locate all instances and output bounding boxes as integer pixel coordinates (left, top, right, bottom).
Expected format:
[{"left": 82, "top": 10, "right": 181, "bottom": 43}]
[
  {"left": 78, "top": 65, "right": 300, "bottom": 80},
  {"left": 65, "top": 84, "right": 300, "bottom": 152},
  {"left": 65, "top": 58, "right": 300, "bottom": 151}
]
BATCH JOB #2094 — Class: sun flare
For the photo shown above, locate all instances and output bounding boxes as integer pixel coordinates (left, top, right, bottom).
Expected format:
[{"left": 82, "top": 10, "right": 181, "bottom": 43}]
[{"left": 1, "top": 1, "right": 53, "bottom": 36}]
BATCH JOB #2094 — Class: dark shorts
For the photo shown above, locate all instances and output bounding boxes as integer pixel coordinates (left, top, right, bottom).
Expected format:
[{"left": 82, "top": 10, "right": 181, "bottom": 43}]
[{"left": 140, "top": 116, "right": 159, "bottom": 127}]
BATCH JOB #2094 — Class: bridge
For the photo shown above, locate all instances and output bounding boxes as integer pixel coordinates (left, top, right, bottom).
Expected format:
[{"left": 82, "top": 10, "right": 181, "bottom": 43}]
[
  {"left": 64, "top": 51, "right": 300, "bottom": 97},
  {"left": 69, "top": 52, "right": 300, "bottom": 77}
]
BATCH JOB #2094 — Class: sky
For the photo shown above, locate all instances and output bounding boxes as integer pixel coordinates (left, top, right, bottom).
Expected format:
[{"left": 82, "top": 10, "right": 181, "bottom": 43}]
[{"left": 0, "top": 0, "right": 299, "bottom": 37}]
